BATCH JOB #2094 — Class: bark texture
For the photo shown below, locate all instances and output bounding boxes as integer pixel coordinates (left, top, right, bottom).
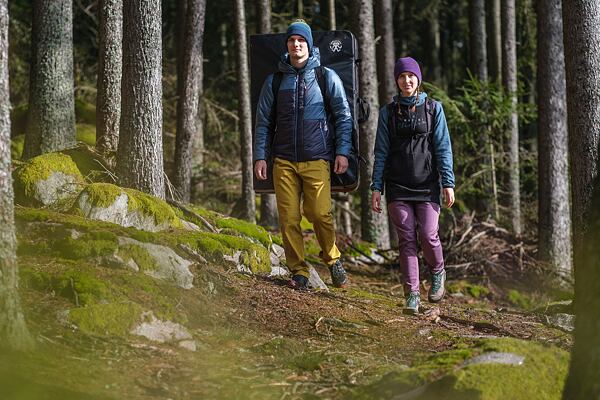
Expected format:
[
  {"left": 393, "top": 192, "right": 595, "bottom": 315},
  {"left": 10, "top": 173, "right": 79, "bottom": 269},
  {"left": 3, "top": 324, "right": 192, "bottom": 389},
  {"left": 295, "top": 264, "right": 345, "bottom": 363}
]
[
  {"left": 487, "top": 0, "right": 502, "bottom": 82},
  {"left": 233, "top": 0, "right": 256, "bottom": 222},
  {"left": 328, "top": 0, "right": 336, "bottom": 30},
  {"left": 375, "top": 0, "right": 396, "bottom": 105},
  {"left": 256, "top": 0, "right": 271, "bottom": 34},
  {"left": 536, "top": 0, "right": 572, "bottom": 280},
  {"left": 562, "top": 2, "right": 600, "bottom": 397},
  {"left": 255, "top": 0, "right": 278, "bottom": 228},
  {"left": 502, "top": 0, "right": 521, "bottom": 235},
  {"left": 117, "top": 0, "right": 165, "bottom": 199},
  {"left": 174, "top": 0, "right": 207, "bottom": 202},
  {"left": 96, "top": 0, "right": 122, "bottom": 155},
  {"left": 354, "top": 0, "right": 390, "bottom": 248},
  {"left": 23, "top": 0, "right": 75, "bottom": 159},
  {"left": 0, "top": 0, "right": 33, "bottom": 350},
  {"left": 469, "top": 0, "right": 488, "bottom": 81}
]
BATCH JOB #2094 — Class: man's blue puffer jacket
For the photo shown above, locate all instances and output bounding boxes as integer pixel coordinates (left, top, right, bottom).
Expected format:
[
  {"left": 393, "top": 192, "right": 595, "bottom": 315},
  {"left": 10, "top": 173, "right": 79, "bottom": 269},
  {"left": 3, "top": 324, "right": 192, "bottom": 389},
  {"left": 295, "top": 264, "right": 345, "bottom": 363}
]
[{"left": 253, "top": 47, "right": 353, "bottom": 163}]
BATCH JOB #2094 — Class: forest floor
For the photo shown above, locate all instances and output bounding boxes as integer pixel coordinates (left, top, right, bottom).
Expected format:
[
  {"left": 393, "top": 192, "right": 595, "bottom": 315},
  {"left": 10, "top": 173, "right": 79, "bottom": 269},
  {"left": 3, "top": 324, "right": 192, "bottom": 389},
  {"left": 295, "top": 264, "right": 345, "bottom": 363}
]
[{"left": 2, "top": 211, "right": 572, "bottom": 400}]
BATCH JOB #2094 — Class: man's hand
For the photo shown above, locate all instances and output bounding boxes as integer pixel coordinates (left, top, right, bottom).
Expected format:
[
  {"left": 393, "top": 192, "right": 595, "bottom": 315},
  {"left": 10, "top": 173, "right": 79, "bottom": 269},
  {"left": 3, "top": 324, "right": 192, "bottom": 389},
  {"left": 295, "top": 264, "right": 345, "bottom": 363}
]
[
  {"left": 371, "top": 191, "right": 382, "bottom": 213},
  {"left": 334, "top": 155, "right": 348, "bottom": 174},
  {"left": 443, "top": 187, "right": 455, "bottom": 208},
  {"left": 254, "top": 160, "right": 268, "bottom": 180}
]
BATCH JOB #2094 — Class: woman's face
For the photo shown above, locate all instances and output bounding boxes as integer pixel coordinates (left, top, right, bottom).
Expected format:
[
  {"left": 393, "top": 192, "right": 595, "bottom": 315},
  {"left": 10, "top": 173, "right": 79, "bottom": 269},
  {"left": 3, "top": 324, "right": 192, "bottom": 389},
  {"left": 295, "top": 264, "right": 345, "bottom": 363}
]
[{"left": 396, "top": 72, "right": 419, "bottom": 97}]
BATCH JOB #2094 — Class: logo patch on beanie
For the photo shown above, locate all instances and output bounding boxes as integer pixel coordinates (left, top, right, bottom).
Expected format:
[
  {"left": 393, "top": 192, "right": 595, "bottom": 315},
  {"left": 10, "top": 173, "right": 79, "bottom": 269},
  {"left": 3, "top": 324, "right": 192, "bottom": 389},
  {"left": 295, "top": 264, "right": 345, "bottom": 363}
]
[{"left": 329, "top": 40, "right": 342, "bottom": 52}]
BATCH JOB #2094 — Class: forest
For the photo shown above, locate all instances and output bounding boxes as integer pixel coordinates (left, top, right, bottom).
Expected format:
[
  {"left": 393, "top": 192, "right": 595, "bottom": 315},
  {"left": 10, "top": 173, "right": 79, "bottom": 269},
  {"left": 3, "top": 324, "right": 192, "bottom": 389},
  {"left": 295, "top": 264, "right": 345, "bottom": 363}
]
[{"left": 1, "top": 0, "right": 600, "bottom": 399}]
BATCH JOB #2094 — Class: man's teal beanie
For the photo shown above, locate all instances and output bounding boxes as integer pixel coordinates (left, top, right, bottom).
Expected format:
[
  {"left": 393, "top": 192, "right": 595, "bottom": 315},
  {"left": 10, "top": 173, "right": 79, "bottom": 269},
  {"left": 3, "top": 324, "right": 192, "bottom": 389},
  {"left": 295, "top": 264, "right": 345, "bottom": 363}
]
[{"left": 286, "top": 20, "right": 313, "bottom": 52}]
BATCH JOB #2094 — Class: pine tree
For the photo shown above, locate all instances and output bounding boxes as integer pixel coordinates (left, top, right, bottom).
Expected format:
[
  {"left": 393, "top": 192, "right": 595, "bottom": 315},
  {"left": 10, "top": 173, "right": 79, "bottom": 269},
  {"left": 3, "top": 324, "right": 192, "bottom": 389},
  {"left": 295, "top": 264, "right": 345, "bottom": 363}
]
[
  {"left": 0, "top": 0, "right": 33, "bottom": 350},
  {"left": 116, "top": 0, "right": 165, "bottom": 198},
  {"left": 96, "top": 0, "right": 122, "bottom": 156},
  {"left": 23, "top": 0, "right": 75, "bottom": 159}
]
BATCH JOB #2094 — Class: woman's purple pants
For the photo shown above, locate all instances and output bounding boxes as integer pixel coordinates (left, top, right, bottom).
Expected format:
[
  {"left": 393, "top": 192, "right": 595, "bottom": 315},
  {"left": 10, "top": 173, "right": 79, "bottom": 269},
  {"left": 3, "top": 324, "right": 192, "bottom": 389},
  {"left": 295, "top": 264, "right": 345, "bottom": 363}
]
[{"left": 387, "top": 201, "right": 445, "bottom": 293}]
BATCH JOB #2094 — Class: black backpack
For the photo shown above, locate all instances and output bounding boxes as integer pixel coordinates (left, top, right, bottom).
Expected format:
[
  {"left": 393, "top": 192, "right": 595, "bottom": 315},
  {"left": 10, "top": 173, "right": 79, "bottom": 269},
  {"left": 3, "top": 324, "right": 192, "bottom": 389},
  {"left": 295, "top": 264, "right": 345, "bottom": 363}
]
[{"left": 250, "top": 31, "right": 368, "bottom": 193}]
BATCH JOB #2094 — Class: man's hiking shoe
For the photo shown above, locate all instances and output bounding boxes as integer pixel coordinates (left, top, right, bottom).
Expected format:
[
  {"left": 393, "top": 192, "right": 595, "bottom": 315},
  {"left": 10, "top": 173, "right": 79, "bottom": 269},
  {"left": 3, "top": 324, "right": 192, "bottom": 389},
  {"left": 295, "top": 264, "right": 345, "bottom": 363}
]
[
  {"left": 330, "top": 260, "right": 349, "bottom": 288},
  {"left": 428, "top": 270, "right": 446, "bottom": 303},
  {"left": 289, "top": 274, "right": 309, "bottom": 290},
  {"left": 404, "top": 291, "right": 420, "bottom": 315}
]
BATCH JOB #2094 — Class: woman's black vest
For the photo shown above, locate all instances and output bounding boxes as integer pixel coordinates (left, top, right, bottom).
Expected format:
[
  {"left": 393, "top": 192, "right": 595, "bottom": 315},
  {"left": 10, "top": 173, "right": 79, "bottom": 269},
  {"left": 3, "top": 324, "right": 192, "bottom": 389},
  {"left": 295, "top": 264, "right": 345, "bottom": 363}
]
[{"left": 384, "top": 98, "right": 441, "bottom": 204}]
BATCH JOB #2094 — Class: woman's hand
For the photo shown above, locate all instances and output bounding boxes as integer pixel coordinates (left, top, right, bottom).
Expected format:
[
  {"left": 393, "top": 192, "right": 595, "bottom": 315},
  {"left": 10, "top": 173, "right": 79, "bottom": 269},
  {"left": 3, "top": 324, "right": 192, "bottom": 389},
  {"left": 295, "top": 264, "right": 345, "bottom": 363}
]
[
  {"left": 443, "top": 187, "right": 455, "bottom": 208},
  {"left": 371, "top": 191, "right": 382, "bottom": 213}
]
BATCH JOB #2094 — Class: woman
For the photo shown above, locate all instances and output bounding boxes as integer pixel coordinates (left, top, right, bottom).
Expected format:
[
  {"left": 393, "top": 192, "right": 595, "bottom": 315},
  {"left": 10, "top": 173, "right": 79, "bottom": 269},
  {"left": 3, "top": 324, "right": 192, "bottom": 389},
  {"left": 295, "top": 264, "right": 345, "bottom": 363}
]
[{"left": 371, "top": 57, "right": 455, "bottom": 315}]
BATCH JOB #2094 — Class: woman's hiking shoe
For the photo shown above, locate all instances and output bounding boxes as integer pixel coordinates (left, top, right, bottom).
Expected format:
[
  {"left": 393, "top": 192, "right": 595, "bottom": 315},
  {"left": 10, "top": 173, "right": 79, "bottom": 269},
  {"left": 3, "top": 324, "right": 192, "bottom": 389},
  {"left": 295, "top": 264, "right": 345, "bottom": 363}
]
[
  {"left": 330, "top": 260, "right": 349, "bottom": 288},
  {"left": 404, "top": 291, "right": 420, "bottom": 315},
  {"left": 289, "top": 274, "right": 309, "bottom": 290},
  {"left": 428, "top": 270, "right": 446, "bottom": 303}
]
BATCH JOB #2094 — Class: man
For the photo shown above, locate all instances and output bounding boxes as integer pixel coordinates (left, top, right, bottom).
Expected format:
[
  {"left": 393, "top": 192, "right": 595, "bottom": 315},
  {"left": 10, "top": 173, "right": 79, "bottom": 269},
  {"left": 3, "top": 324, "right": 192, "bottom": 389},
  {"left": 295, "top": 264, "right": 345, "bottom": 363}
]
[{"left": 253, "top": 20, "right": 352, "bottom": 289}]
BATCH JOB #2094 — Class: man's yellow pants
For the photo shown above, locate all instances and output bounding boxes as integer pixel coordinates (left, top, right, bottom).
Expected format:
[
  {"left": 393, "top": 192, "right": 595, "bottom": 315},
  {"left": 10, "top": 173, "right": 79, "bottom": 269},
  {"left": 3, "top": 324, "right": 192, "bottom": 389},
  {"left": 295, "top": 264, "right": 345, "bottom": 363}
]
[{"left": 273, "top": 158, "right": 341, "bottom": 278}]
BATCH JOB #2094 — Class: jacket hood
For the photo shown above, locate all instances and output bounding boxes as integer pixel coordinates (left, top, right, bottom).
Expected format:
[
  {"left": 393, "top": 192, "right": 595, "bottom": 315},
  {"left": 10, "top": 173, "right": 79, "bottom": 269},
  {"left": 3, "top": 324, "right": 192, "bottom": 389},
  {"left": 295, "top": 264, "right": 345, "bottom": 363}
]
[{"left": 279, "top": 47, "right": 321, "bottom": 73}]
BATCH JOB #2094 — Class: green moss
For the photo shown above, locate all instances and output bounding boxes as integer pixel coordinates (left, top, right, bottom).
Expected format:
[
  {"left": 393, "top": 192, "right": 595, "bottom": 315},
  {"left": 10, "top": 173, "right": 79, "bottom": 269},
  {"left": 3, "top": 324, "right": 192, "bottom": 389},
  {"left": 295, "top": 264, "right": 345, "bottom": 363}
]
[
  {"left": 189, "top": 205, "right": 222, "bottom": 225},
  {"left": 118, "top": 244, "right": 160, "bottom": 272},
  {"left": 210, "top": 233, "right": 271, "bottom": 273},
  {"left": 82, "top": 183, "right": 123, "bottom": 207},
  {"left": 55, "top": 231, "right": 118, "bottom": 260},
  {"left": 344, "top": 288, "right": 397, "bottom": 308},
  {"left": 76, "top": 124, "right": 96, "bottom": 146},
  {"left": 508, "top": 289, "right": 534, "bottom": 310},
  {"left": 20, "top": 267, "right": 52, "bottom": 291},
  {"left": 52, "top": 267, "right": 113, "bottom": 306},
  {"left": 346, "top": 241, "right": 375, "bottom": 258},
  {"left": 11, "top": 134, "right": 24, "bottom": 160},
  {"left": 353, "top": 338, "right": 568, "bottom": 400},
  {"left": 75, "top": 99, "right": 96, "bottom": 125},
  {"left": 15, "top": 153, "right": 84, "bottom": 198},
  {"left": 216, "top": 217, "right": 272, "bottom": 248},
  {"left": 78, "top": 183, "right": 181, "bottom": 228},
  {"left": 287, "top": 351, "right": 328, "bottom": 372},
  {"left": 68, "top": 302, "right": 143, "bottom": 337},
  {"left": 124, "top": 188, "right": 180, "bottom": 227},
  {"left": 300, "top": 216, "right": 313, "bottom": 231},
  {"left": 447, "top": 281, "right": 490, "bottom": 299}
]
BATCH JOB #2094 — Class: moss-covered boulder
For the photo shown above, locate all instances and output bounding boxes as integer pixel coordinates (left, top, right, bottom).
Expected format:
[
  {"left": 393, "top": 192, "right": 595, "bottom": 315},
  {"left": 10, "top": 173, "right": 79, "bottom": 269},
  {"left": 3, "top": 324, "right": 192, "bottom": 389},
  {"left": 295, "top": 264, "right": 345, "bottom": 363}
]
[
  {"left": 354, "top": 338, "right": 569, "bottom": 400},
  {"left": 130, "top": 311, "right": 196, "bottom": 351},
  {"left": 14, "top": 152, "right": 85, "bottom": 207},
  {"left": 68, "top": 302, "right": 143, "bottom": 337},
  {"left": 74, "top": 183, "right": 182, "bottom": 232},
  {"left": 117, "top": 237, "right": 194, "bottom": 289}
]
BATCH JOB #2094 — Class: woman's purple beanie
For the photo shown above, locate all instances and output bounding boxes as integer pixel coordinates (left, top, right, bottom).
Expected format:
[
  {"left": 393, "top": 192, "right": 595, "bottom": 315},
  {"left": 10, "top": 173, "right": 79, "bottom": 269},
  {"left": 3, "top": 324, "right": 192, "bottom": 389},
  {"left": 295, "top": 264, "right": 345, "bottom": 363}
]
[{"left": 394, "top": 57, "right": 422, "bottom": 84}]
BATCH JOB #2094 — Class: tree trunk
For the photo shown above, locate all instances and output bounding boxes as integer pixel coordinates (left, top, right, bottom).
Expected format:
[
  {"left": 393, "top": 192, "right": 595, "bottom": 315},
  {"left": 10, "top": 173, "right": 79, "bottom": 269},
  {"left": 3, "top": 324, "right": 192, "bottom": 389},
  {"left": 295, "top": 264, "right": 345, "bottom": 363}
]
[
  {"left": 536, "top": 0, "right": 571, "bottom": 281},
  {"left": 562, "top": 2, "right": 600, "bottom": 397},
  {"left": 23, "top": 0, "right": 75, "bottom": 159},
  {"left": 328, "top": 0, "right": 336, "bottom": 30},
  {"left": 375, "top": 0, "right": 395, "bottom": 105},
  {"left": 96, "top": 0, "right": 122, "bottom": 156},
  {"left": 469, "top": 0, "right": 488, "bottom": 81},
  {"left": 354, "top": 0, "right": 390, "bottom": 249},
  {"left": 255, "top": 0, "right": 278, "bottom": 228},
  {"left": 174, "top": 0, "right": 207, "bottom": 203},
  {"left": 426, "top": 0, "right": 442, "bottom": 85},
  {"left": 502, "top": 0, "right": 520, "bottom": 236},
  {"left": 256, "top": 0, "right": 271, "bottom": 33},
  {"left": 117, "top": 0, "right": 165, "bottom": 199},
  {"left": 233, "top": 0, "right": 256, "bottom": 222},
  {"left": 487, "top": 0, "right": 502, "bottom": 83},
  {"left": 0, "top": 0, "right": 34, "bottom": 350}
]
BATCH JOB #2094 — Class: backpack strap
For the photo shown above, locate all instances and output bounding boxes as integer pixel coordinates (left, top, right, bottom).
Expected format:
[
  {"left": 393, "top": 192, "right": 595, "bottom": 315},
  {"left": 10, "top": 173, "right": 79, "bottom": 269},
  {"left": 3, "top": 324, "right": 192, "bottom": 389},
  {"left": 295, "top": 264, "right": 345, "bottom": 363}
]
[
  {"left": 425, "top": 97, "right": 437, "bottom": 135},
  {"left": 315, "top": 66, "right": 331, "bottom": 118},
  {"left": 387, "top": 101, "right": 396, "bottom": 137}
]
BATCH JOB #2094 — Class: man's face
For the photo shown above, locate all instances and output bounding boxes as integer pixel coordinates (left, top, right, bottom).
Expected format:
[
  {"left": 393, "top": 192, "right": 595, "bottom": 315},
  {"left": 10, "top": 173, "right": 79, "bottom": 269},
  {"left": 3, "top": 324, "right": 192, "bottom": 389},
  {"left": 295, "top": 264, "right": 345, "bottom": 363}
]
[{"left": 287, "top": 35, "right": 309, "bottom": 62}]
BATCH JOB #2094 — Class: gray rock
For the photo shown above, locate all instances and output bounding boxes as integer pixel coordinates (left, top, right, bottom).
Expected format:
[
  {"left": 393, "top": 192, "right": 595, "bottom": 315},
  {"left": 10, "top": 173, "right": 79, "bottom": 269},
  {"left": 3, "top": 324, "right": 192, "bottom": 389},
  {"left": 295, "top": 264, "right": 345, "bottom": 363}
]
[
  {"left": 77, "top": 191, "right": 173, "bottom": 232},
  {"left": 118, "top": 237, "right": 194, "bottom": 289},
  {"left": 463, "top": 352, "right": 525, "bottom": 366},
  {"left": 223, "top": 250, "right": 252, "bottom": 274},
  {"left": 536, "top": 300, "right": 573, "bottom": 315},
  {"left": 544, "top": 313, "right": 575, "bottom": 332},
  {"left": 269, "top": 265, "right": 289, "bottom": 278},
  {"left": 271, "top": 243, "right": 286, "bottom": 261},
  {"left": 308, "top": 266, "right": 329, "bottom": 291},
  {"left": 131, "top": 312, "right": 196, "bottom": 351},
  {"left": 33, "top": 171, "right": 82, "bottom": 206}
]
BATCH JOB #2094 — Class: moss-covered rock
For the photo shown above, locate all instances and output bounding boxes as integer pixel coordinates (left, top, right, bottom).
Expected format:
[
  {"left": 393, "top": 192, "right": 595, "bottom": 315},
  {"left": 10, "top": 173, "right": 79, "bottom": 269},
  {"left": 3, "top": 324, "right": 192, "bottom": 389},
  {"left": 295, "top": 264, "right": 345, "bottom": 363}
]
[
  {"left": 74, "top": 183, "right": 182, "bottom": 232},
  {"left": 216, "top": 217, "right": 272, "bottom": 248},
  {"left": 14, "top": 152, "right": 85, "bottom": 207},
  {"left": 68, "top": 302, "right": 143, "bottom": 337},
  {"left": 353, "top": 338, "right": 568, "bottom": 400}
]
